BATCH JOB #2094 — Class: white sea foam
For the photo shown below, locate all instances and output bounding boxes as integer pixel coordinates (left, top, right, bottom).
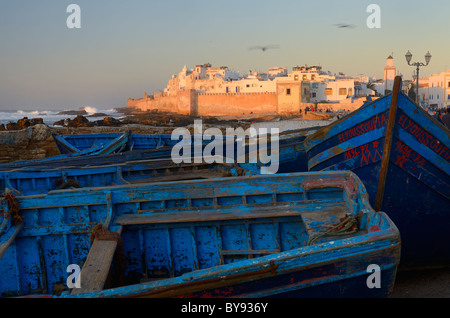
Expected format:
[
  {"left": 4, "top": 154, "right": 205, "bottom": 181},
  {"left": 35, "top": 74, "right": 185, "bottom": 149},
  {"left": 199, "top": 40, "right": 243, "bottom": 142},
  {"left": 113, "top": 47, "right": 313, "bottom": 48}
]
[
  {"left": 83, "top": 106, "right": 97, "bottom": 115},
  {"left": 0, "top": 108, "right": 121, "bottom": 126}
]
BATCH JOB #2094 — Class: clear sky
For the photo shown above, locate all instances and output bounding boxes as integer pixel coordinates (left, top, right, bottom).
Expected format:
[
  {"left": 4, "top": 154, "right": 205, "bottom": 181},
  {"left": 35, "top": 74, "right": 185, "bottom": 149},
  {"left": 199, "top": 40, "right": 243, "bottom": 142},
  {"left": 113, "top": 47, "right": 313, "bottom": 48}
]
[{"left": 1, "top": 0, "right": 449, "bottom": 110}]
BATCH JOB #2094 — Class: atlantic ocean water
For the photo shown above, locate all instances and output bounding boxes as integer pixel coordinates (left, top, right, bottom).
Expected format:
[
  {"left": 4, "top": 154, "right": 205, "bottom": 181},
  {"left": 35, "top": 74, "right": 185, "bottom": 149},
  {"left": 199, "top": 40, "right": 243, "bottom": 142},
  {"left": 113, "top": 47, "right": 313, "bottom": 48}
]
[{"left": 0, "top": 107, "right": 123, "bottom": 126}]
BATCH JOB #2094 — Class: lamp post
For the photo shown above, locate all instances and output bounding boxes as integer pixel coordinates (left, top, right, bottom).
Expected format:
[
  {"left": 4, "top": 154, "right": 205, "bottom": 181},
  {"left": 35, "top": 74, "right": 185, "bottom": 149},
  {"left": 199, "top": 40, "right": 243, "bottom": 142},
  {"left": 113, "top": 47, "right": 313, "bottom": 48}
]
[{"left": 405, "top": 50, "right": 432, "bottom": 106}]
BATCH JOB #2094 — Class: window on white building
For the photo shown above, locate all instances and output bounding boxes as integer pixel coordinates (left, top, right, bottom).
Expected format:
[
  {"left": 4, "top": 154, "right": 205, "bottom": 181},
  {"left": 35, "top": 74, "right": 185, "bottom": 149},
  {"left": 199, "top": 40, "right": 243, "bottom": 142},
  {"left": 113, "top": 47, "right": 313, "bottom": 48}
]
[
  {"left": 325, "top": 88, "right": 333, "bottom": 96},
  {"left": 287, "top": 88, "right": 291, "bottom": 95},
  {"left": 339, "top": 88, "right": 347, "bottom": 95}
]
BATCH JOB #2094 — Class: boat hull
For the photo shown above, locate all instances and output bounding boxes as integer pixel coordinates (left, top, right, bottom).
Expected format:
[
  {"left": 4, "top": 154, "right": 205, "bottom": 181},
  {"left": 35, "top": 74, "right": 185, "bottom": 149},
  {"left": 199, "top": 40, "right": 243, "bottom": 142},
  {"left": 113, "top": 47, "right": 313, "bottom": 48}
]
[
  {"left": 53, "top": 133, "right": 179, "bottom": 153},
  {"left": 0, "top": 160, "right": 242, "bottom": 196},
  {"left": 305, "top": 86, "right": 450, "bottom": 268}
]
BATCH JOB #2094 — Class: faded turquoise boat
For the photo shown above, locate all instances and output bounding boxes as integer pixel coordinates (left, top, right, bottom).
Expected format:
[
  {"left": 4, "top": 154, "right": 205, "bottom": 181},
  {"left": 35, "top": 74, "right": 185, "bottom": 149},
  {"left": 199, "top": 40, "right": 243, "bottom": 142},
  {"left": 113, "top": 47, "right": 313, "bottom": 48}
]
[
  {"left": 0, "top": 159, "right": 243, "bottom": 196},
  {"left": 0, "top": 171, "right": 400, "bottom": 298},
  {"left": 53, "top": 127, "right": 320, "bottom": 155},
  {"left": 53, "top": 132, "right": 177, "bottom": 154}
]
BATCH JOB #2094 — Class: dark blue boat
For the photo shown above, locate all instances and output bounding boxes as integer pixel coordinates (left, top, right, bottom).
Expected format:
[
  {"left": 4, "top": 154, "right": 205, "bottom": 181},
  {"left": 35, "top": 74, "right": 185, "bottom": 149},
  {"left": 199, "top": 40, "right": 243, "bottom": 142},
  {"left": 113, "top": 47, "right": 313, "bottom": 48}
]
[
  {"left": 0, "top": 147, "right": 176, "bottom": 172},
  {"left": 304, "top": 76, "right": 450, "bottom": 268},
  {"left": 1, "top": 126, "right": 318, "bottom": 173},
  {"left": 53, "top": 128, "right": 320, "bottom": 155},
  {"left": 236, "top": 126, "right": 320, "bottom": 175},
  {"left": 0, "top": 160, "right": 243, "bottom": 196},
  {"left": 0, "top": 171, "right": 400, "bottom": 298},
  {"left": 15, "top": 131, "right": 132, "bottom": 166},
  {"left": 53, "top": 132, "right": 178, "bottom": 153}
]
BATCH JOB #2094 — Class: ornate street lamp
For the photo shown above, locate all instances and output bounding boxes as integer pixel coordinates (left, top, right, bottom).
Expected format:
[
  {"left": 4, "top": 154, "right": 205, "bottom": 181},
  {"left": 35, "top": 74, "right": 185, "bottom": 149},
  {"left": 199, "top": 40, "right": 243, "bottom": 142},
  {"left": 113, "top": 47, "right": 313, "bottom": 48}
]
[{"left": 405, "top": 51, "right": 432, "bottom": 105}]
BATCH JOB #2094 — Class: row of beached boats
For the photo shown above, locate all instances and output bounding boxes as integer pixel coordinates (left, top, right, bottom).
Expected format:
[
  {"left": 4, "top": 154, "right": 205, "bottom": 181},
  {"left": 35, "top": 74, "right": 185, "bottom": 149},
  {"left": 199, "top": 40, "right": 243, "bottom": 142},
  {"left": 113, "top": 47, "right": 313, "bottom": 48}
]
[{"left": 0, "top": 76, "right": 448, "bottom": 298}]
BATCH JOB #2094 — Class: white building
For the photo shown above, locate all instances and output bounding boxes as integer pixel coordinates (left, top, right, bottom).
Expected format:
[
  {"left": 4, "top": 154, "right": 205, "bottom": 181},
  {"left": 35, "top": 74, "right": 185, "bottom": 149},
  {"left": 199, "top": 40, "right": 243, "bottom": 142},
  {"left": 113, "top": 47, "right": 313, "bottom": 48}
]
[
  {"left": 267, "top": 67, "right": 288, "bottom": 79},
  {"left": 417, "top": 70, "right": 450, "bottom": 109},
  {"left": 165, "top": 62, "right": 378, "bottom": 103}
]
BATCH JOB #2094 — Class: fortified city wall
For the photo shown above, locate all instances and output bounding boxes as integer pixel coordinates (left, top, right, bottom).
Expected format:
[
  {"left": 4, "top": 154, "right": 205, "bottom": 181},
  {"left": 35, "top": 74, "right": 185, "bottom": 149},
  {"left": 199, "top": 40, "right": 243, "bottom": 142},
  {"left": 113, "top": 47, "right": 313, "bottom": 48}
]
[{"left": 127, "top": 89, "right": 364, "bottom": 116}]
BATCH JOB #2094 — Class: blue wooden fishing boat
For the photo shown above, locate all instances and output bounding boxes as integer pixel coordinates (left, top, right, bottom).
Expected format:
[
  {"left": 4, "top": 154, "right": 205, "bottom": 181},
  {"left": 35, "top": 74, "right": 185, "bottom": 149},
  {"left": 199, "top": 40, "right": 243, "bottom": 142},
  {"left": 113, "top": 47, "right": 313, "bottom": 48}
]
[
  {"left": 238, "top": 125, "right": 321, "bottom": 175},
  {"left": 52, "top": 130, "right": 132, "bottom": 157},
  {"left": 53, "top": 132, "right": 179, "bottom": 154},
  {"left": 1, "top": 126, "right": 319, "bottom": 173},
  {"left": 0, "top": 146, "right": 177, "bottom": 172},
  {"left": 0, "top": 171, "right": 400, "bottom": 298},
  {"left": 53, "top": 127, "right": 320, "bottom": 155},
  {"left": 304, "top": 76, "right": 450, "bottom": 268},
  {"left": 0, "top": 131, "right": 132, "bottom": 172},
  {"left": 0, "top": 160, "right": 243, "bottom": 196}
]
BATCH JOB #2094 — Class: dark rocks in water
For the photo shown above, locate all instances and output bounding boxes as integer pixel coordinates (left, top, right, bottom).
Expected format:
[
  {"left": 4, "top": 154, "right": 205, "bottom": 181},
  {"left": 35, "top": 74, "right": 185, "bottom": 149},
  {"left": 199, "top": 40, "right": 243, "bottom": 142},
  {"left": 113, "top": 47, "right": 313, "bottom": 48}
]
[
  {"left": 94, "top": 116, "right": 122, "bottom": 127},
  {"left": 30, "top": 118, "right": 44, "bottom": 125},
  {"left": 56, "top": 109, "right": 88, "bottom": 116},
  {"left": 72, "top": 115, "right": 93, "bottom": 127},
  {"left": 6, "top": 122, "right": 19, "bottom": 130},
  {"left": 54, "top": 115, "right": 94, "bottom": 128},
  {"left": 114, "top": 106, "right": 142, "bottom": 115},
  {"left": 2, "top": 117, "right": 45, "bottom": 131},
  {"left": 54, "top": 115, "right": 123, "bottom": 128},
  {"left": 87, "top": 112, "right": 109, "bottom": 117}
]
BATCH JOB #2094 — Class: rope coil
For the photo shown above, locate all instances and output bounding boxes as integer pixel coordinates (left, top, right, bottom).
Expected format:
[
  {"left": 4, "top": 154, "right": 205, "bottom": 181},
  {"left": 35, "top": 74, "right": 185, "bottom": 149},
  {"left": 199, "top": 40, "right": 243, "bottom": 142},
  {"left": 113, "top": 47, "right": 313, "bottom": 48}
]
[{"left": 308, "top": 214, "right": 360, "bottom": 246}]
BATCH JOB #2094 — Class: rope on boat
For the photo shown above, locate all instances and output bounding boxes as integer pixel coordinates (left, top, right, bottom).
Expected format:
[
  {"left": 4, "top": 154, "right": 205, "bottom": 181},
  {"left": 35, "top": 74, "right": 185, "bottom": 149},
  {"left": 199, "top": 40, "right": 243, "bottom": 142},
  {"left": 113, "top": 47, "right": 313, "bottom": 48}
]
[
  {"left": 0, "top": 191, "right": 23, "bottom": 227},
  {"left": 308, "top": 214, "right": 359, "bottom": 246},
  {"left": 90, "top": 223, "right": 126, "bottom": 287}
]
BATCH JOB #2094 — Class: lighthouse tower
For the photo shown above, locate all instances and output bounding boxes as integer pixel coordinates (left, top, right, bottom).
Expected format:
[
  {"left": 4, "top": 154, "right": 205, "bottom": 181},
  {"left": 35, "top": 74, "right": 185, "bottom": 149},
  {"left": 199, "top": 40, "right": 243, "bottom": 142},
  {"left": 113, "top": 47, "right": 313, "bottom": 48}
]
[{"left": 384, "top": 55, "right": 396, "bottom": 93}]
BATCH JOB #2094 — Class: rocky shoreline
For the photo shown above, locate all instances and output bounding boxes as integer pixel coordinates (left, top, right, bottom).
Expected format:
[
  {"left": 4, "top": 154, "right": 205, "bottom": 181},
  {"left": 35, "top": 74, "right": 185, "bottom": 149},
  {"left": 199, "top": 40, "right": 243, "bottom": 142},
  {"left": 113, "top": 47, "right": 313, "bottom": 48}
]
[
  {"left": 0, "top": 107, "right": 335, "bottom": 164},
  {"left": 1, "top": 106, "right": 335, "bottom": 131}
]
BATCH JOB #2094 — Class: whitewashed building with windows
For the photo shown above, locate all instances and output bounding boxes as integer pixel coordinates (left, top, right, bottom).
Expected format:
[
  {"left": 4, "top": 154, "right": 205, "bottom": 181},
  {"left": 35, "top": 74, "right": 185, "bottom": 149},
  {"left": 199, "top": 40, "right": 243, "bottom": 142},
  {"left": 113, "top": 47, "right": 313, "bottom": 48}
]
[
  {"left": 164, "top": 62, "right": 377, "bottom": 103},
  {"left": 417, "top": 70, "right": 450, "bottom": 109}
]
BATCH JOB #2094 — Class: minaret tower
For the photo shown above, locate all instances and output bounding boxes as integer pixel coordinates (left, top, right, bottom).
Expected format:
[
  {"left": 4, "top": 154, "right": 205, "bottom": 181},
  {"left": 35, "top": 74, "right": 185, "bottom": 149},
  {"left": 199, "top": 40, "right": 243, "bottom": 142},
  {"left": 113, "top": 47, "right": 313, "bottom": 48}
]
[{"left": 384, "top": 54, "right": 396, "bottom": 93}]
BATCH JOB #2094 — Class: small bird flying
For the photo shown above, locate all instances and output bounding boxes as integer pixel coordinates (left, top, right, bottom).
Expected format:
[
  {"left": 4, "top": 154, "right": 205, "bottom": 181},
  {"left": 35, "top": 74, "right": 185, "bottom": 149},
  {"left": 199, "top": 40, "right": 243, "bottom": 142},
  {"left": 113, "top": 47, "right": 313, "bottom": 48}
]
[
  {"left": 334, "top": 23, "right": 356, "bottom": 29},
  {"left": 248, "top": 44, "right": 280, "bottom": 52}
]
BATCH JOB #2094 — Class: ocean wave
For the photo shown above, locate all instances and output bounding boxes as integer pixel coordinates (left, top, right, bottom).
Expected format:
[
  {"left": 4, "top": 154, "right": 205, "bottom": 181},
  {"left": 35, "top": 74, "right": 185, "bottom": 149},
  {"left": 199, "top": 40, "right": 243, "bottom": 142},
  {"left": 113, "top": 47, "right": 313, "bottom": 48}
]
[
  {"left": 83, "top": 106, "right": 97, "bottom": 115},
  {"left": 0, "top": 108, "right": 122, "bottom": 126}
]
